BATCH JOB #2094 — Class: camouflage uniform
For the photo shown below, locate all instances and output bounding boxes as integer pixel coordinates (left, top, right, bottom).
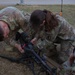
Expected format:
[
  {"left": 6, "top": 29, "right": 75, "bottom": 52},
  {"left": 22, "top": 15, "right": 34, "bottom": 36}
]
[
  {"left": 31, "top": 15, "right": 75, "bottom": 63},
  {"left": 0, "top": 6, "right": 30, "bottom": 48}
]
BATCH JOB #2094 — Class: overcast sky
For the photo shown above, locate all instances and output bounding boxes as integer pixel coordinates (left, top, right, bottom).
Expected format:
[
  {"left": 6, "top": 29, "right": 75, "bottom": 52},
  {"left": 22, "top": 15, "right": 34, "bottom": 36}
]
[{"left": 0, "top": 0, "right": 75, "bottom": 5}]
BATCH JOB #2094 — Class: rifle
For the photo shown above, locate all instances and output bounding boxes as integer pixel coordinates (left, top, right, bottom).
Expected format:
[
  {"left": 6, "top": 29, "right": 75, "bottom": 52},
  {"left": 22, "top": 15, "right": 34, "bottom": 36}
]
[{"left": 0, "top": 32, "right": 57, "bottom": 75}]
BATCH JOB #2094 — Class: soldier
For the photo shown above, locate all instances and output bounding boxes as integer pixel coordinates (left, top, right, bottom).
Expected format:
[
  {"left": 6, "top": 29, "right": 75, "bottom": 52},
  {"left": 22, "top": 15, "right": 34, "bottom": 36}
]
[
  {"left": 30, "top": 9, "right": 75, "bottom": 65},
  {"left": 0, "top": 6, "right": 30, "bottom": 53}
]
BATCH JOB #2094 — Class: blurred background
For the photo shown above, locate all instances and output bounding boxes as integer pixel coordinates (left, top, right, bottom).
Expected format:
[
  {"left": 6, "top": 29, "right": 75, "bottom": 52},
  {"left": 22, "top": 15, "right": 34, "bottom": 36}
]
[{"left": 0, "top": 0, "right": 75, "bottom": 5}]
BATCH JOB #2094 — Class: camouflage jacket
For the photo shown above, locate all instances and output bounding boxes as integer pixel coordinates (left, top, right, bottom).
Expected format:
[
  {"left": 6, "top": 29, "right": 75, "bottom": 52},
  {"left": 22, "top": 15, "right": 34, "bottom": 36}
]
[
  {"left": 33, "top": 15, "right": 75, "bottom": 49},
  {"left": 0, "top": 6, "right": 30, "bottom": 47}
]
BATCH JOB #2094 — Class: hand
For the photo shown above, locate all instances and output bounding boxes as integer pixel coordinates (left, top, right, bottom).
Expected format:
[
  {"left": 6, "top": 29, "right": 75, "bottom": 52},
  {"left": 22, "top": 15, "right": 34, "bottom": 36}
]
[
  {"left": 15, "top": 44, "right": 24, "bottom": 53},
  {"left": 31, "top": 37, "right": 37, "bottom": 45},
  {"left": 69, "top": 53, "right": 75, "bottom": 66}
]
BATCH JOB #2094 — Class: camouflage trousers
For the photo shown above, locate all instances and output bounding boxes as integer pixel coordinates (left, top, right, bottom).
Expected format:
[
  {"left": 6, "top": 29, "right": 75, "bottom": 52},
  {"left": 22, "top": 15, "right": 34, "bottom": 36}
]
[{"left": 35, "top": 37, "right": 75, "bottom": 64}]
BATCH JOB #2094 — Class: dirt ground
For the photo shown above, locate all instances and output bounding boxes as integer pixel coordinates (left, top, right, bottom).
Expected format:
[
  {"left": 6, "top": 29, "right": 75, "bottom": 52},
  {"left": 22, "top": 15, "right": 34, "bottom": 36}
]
[
  {"left": 0, "top": 42, "right": 63, "bottom": 75},
  {"left": 0, "top": 42, "right": 50, "bottom": 75},
  {"left": 0, "top": 42, "right": 34, "bottom": 75},
  {"left": 0, "top": 42, "right": 72, "bottom": 75}
]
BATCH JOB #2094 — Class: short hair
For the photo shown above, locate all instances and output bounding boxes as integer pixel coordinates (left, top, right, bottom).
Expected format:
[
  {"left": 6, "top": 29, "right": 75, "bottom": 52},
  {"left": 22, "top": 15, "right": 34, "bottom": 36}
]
[{"left": 0, "top": 25, "right": 4, "bottom": 41}]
